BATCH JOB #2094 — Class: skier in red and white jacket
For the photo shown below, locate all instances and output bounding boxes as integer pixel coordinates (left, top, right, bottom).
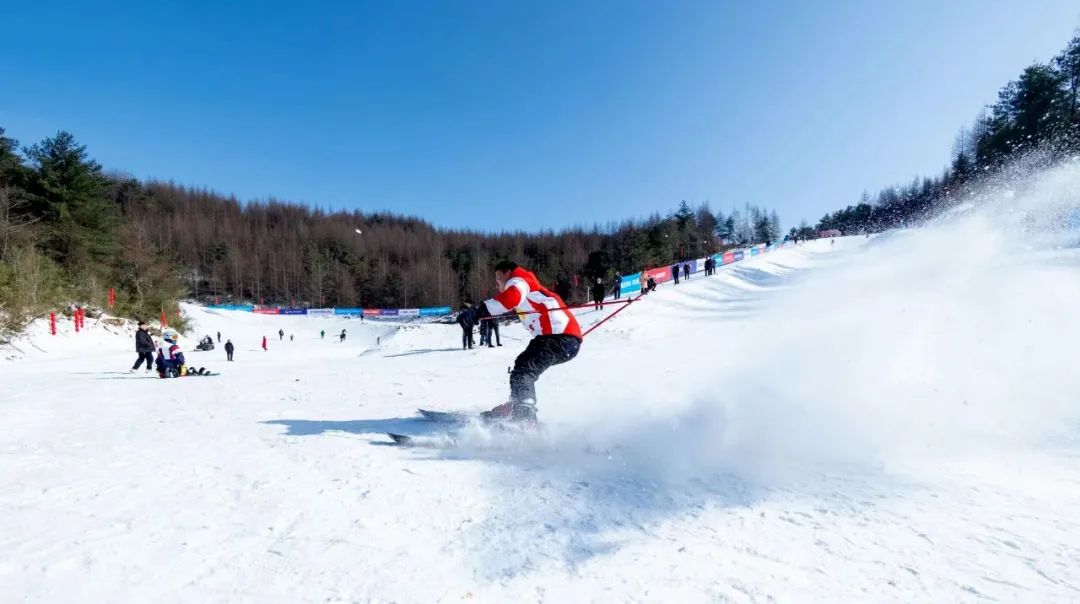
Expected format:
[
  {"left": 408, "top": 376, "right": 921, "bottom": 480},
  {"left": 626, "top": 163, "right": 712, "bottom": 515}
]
[{"left": 458, "top": 260, "right": 582, "bottom": 423}]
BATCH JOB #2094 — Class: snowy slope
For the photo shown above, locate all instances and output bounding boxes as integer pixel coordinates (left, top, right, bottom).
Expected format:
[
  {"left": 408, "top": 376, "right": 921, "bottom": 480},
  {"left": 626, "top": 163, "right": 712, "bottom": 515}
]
[{"left": 4, "top": 164, "right": 1080, "bottom": 601}]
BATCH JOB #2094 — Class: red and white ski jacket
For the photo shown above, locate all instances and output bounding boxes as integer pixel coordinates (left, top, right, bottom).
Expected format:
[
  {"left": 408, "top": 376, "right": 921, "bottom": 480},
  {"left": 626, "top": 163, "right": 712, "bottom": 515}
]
[{"left": 484, "top": 267, "right": 583, "bottom": 339}]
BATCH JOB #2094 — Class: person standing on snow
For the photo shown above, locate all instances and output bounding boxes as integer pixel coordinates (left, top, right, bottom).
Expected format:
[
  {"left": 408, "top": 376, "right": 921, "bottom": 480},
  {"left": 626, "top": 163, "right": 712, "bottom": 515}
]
[
  {"left": 488, "top": 317, "right": 501, "bottom": 347},
  {"left": 216, "top": 331, "right": 221, "bottom": 343},
  {"left": 339, "top": 329, "right": 346, "bottom": 342},
  {"left": 278, "top": 328, "right": 284, "bottom": 341},
  {"left": 591, "top": 278, "right": 605, "bottom": 310},
  {"left": 478, "top": 318, "right": 489, "bottom": 347},
  {"left": 458, "top": 304, "right": 476, "bottom": 350},
  {"left": 225, "top": 339, "right": 235, "bottom": 361},
  {"left": 320, "top": 329, "right": 325, "bottom": 340},
  {"left": 457, "top": 260, "right": 582, "bottom": 424},
  {"left": 683, "top": 263, "right": 691, "bottom": 280},
  {"left": 262, "top": 335, "right": 268, "bottom": 351},
  {"left": 672, "top": 263, "right": 681, "bottom": 284},
  {"left": 130, "top": 321, "right": 156, "bottom": 373}
]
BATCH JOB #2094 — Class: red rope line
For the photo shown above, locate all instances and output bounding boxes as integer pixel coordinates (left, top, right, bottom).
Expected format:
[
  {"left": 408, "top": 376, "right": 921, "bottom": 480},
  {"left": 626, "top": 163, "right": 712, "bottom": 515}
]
[{"left": 582, "top": 294, "right": 642, "bottom": 338}]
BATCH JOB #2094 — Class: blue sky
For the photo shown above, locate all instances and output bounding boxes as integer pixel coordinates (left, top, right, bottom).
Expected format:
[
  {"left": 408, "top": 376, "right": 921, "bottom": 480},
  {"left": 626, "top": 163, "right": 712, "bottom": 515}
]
[{"left": 2, "top": 1, "right": 1078, "bottom": 231}]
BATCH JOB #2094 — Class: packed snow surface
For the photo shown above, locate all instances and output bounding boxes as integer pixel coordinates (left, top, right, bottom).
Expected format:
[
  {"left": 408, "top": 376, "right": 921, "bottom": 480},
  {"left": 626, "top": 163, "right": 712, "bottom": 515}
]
[{"left": 4, "top": 164, "right": 1080, "bottom": 602}]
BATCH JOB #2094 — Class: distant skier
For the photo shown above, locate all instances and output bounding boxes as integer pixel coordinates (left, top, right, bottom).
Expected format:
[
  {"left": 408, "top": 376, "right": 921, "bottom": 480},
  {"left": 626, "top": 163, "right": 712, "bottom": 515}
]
[
  {"left": 683, "top": 263, "right": 691, "bottom": 280},
  {"left": 672, "top": 264, "right": 680, "bottom": 285},
  {"left": 457, "top": 260, "right": 582, "bottom": 424},
  {"left": 320, "top": 329, "right": 325, "bottom": 340},
  {"left": 216, "top": 331, "right": 221, "bottom": 343},
  {"left": 289, "top": 334, "right": 294, "bottom": 342},
  {"left": 612, "top": 276, "right": 622, "bottom": 300},
  {"left": 339, "top": 329, "right": 346, "bottom": 343},
  {"left": 225, "top": 339, "right": 235, "bottom": 361},
  {"left": 262, "top": 336, "right": 268, "bottom": 351},
  {"left": 278, "top": 328, "right": 284, "bottom": 341},
  {"left": 130, "top": 321, "right": 156, "bottom": 373}
]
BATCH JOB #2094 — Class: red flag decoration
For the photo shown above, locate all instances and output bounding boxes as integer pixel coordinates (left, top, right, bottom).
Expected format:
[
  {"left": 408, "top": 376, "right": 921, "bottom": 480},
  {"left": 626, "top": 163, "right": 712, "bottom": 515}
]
[
  {"left": 74, "top": 308, "right": 81, "bottom": 333},
  {"left": 50, "top": 312, "right": 57, "bottom": 335},
  {"left": 161, "top": 311, "right": 167, "bottom": 328},
  {"left": 108, "top": 287, "right": 115, "bottom": 307}
]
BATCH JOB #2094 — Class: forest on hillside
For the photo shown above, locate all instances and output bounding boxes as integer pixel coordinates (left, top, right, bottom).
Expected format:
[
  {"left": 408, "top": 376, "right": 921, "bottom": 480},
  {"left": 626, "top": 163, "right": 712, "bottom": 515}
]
[
  {"left": 800, "top": 32, "right": 1080, "bottom": 238},
  {"left": 0, "top": 127, "right": 781, "bottom": 333}
]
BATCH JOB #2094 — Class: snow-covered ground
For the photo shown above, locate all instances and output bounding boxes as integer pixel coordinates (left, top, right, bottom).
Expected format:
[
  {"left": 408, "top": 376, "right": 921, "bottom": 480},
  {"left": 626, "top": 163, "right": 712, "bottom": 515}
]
[{"left": 4, "top": 166, "right": 1080, "bottom": 602}]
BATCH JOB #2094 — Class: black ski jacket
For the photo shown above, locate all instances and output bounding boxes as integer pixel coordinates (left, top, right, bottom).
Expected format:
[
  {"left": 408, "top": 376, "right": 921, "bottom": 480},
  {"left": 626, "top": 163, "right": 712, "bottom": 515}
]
[{"left": 135, "top": 329, "right": 155, "bottom": 353}]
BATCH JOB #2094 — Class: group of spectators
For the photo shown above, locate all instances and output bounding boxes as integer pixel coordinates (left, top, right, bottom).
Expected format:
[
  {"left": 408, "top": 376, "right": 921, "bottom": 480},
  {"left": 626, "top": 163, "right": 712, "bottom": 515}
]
[{"left": 458, "top": 304, "right": 503, "bottom": 350}]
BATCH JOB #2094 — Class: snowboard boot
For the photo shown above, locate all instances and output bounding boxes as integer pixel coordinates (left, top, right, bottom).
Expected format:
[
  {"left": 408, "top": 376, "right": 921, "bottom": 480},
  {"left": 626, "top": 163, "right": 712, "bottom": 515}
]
[{"left": 510, "top": 399, "right": 538, "bottom": 426}]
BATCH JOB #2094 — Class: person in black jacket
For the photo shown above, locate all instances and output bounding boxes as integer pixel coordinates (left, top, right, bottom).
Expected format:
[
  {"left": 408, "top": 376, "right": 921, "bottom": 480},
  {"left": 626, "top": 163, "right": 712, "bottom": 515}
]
[
  {"left": 683, "top": 263, "right": 691, "bottom": 280},
  {"left": 131, "top": 321, "right": 156, "bottom": 373},
  {"left": 458, "top": 304, "right": 476, "bottom": 350},
  {"left": 672, "top": 264, "right": 681, "bottom": 284},
  {"left": 224, "top": 339, "right": 235, "bottom": 361}
]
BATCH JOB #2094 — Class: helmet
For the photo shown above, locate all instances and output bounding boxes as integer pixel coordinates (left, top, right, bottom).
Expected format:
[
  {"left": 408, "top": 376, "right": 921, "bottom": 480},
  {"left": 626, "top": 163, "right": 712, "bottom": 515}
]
[{"left": 162, "top": 329, "right": 178, "bottom": 343}]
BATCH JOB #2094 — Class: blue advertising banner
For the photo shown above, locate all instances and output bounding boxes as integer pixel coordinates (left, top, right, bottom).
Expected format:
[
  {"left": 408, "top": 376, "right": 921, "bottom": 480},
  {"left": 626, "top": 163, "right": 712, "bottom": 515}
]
[
  {"left": 618, "top": 273, "right": 641, "bottom": 296},
  {"left": 733, "top": 250, "right": 744, "bottom": 261},
  {"left": 279, "top": 308, "right": 307, "bottom": 315},
  {"left": 420, "top": 307, "right": 453, "bottom": 316},
  {"left": 379, "top": 309, "right": 399, "bottom": 317},
  {"left": 334, "top": 308, "right": 362, "bottom": 316},
  {"left": 208, "top": 304, "right": 254, "bottom": 312},
  {"left": 749, "top": 247, "right": 759, "bottom": 256}
]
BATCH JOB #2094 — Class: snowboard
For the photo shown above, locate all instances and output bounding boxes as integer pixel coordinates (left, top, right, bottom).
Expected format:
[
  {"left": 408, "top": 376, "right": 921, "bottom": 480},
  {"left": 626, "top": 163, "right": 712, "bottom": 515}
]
[
  {"left": 417, "top": 408, "right": 476, "bottom": 423},
  {"left": 387, "top": 432, "right": 459, "bottom": 448}
]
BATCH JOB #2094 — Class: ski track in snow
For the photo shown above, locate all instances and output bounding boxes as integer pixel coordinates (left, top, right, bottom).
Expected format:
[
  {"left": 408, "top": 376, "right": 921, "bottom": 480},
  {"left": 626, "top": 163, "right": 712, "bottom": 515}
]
[{"left": 4, "top": 166, "right": 1080, "bottom": 601}]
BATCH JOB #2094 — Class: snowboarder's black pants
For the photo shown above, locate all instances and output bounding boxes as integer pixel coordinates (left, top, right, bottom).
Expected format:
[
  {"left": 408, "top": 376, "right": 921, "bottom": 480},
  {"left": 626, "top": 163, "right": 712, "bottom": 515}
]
[
  {"left": 461, "top": 326, "right": 474, "bottom": 349},
  {"left": 510, "top": 335, "right": 581, "bottom": 404},
  {"left": 132, "top": 351, "right": 154, "bottom": 370},
  {"left": 489, "top": 321, "right": 500, "bottom": 346},
  {"left": 226, "top": 351, "right": 234, "bottom": 361}
]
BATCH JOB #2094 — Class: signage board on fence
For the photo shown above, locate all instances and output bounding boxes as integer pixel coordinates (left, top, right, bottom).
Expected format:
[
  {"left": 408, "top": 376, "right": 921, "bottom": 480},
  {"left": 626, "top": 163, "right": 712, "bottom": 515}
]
[
  {"left": 208, "top": 304, "right": 254, "bottom": 312},
  {"left": 363, "top": 309, "right": 380, "bottom": 317},
  {"left": 749, "top": 247, "right": 759, "bottom": 256},
  {"left": 279, "top": 308, "right": 307, "bottom": 315},
  {"left": 253, "top": 305, "right": 279, "bottom": 315},
  {"left": 646, "top": 266, "right": 672, "bottom": 284},
  {"left": 379, "top": 308, "right": 399, "bottom": 317},
  {"left": 733, "top": 250, "right": 744, "bottom": 261},
  {"left": 334, "top": 308, "right": 362, "bottom": 316},
  {"left": 722, "top": 251, "right": 735, "bottom": 265},
  {"left": 307, "top": 308, "right": 334, "bottom": 317},
  {"left": 618, "top": 273, "right": 641, "bottom": 296},
  {"left": 420, "top": 306, "right": 452, "bottom": 316},
  {"left": 399, "top": 308, "right": 420, "bottom": 317}
]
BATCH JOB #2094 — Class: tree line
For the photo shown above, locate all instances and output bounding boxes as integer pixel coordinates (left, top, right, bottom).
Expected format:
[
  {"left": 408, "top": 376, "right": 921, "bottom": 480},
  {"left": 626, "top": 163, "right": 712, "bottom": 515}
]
[
  {"left": 808, "top": 32, "right": 1080, "bottom": 236},
  {"left": 0, "top": 126, "right": 783, "bottom": 334}
]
